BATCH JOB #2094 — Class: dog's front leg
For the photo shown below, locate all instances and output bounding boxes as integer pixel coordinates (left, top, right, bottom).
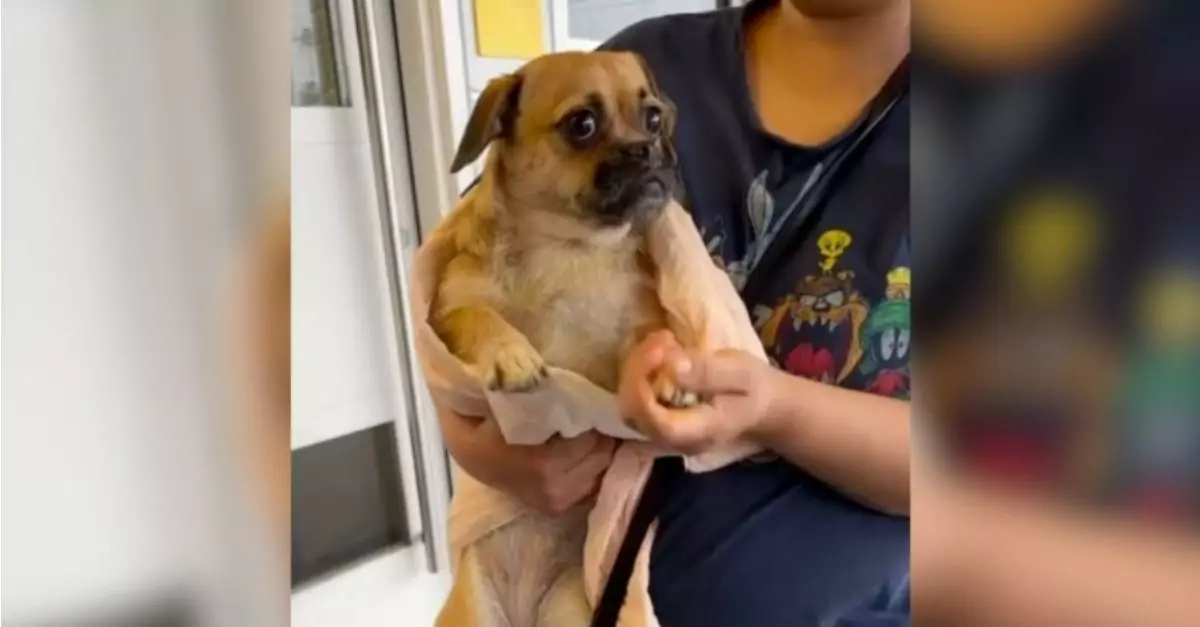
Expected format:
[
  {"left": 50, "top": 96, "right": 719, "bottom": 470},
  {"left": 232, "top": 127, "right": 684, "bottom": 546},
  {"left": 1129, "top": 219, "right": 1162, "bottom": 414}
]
[{"left": 433, "top": 253, "right": 547, "bottom": 393}]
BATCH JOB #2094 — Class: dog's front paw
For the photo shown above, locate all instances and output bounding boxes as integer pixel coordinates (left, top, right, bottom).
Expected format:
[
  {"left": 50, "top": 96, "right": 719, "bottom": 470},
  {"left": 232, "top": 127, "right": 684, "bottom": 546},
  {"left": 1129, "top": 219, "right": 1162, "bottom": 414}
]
[
  {"left": 481, "top": 337, "right": 547, "bottom": 393},
  {"left": 651, "top": 370, "right": 699, "bottom": 409}
]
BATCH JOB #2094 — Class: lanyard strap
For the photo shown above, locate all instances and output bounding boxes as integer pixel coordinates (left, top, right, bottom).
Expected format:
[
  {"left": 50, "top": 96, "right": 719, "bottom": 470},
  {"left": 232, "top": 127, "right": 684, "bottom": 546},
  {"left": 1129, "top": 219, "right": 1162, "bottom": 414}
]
[{"left": 590, "top": 457, "right": 683, "bottom": 627}]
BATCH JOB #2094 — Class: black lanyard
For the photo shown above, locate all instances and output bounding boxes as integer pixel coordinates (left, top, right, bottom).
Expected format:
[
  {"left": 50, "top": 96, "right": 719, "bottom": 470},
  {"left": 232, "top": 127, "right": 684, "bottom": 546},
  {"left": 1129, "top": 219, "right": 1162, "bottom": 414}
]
[{"left": 589, "top": 457, "right": 683, "bottom": 627}]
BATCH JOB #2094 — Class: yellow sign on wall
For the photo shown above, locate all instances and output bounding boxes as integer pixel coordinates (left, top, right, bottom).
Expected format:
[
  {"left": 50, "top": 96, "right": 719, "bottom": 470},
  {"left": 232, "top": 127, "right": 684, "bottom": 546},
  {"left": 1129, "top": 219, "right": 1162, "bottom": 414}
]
[{"left": 473, "top": 0, "right": 546, "bottom": 59}]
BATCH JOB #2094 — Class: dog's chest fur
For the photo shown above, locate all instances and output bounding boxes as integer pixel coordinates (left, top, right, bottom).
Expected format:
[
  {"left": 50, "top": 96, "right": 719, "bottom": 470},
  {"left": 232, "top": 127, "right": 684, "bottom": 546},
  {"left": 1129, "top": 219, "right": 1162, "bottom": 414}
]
[{"left": 491, "top": 230, "right": 662, "bottom": 392}]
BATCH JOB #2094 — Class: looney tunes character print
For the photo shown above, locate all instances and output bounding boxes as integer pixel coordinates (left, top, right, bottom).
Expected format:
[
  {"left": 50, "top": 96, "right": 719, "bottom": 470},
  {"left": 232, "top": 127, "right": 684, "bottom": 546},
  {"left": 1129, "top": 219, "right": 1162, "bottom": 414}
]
[
  {"left": 854, "top": 267, "right": 912, "bottom": 399},
  {"left": 759, "top": 229, "right": 869, "bottom": 384},
  {"left": 1111, "top": 266, "right": 1200, "bottom": 523},
  {"left": 697, "top": 167, "right": 909, "bottom": 392},
  {"left": 700, "top": 170, "right": 774, "bottom": 290}
]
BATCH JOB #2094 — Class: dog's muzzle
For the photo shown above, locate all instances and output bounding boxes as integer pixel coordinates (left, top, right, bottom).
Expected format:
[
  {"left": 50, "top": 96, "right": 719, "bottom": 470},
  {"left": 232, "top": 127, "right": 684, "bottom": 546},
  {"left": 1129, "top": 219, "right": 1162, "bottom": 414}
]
[{"left": 591, "top": 141, "right": 675, "bottom": 224}]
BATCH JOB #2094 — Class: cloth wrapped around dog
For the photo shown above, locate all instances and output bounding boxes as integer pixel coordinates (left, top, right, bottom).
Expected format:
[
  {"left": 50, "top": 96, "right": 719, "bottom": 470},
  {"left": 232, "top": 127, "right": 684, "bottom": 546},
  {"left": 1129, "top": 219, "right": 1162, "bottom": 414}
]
[{"left": 412, "top": 200, "right": 766, "bottom": 626}]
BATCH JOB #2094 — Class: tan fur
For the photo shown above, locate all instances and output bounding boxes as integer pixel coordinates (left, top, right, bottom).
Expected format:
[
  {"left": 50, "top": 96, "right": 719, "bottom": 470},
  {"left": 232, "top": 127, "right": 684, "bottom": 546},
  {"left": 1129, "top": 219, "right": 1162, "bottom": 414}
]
[
  {"left": 430, "top": 52, "right": 692, "bottom": 627},
  {"left": 433, "top": 184, "right": 665, "bottom": 392}
]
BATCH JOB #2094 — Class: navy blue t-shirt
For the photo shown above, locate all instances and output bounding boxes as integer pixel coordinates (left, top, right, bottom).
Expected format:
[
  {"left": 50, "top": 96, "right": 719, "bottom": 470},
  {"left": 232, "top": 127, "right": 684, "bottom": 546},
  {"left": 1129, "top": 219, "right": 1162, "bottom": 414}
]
[{"left": 603, "top": 2, "right": 911, "bottom": 625}]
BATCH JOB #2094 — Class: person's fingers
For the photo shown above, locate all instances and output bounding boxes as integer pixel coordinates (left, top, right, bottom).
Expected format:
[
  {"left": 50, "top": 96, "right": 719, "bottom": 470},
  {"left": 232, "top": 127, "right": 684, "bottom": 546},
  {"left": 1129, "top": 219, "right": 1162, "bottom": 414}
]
[
  {"left": 671, "top": 350, "right": 754, "bottom": 396},
  {"left": 580, "top": 433, "right": 616, "bottom": 465},
  {"left": 631, "top": 387, "right": 710, "bottom": 446},
  {"left": 641, "top": 329, "right": 681, "bottom": 354},
  {"left": 656, "top": 344, "right": 691, "bottom": 376},
  {"left": 643, "top": 406, "right": 719, "bottom": 455},
  {"left": 541, "top": 434, "right": 611, "bottom": 476},
  {"left": 540, "top": 431, "right": 602, "bottom": 467},
  {"left": 621, "top": 372, "right": 674, "bottom": 433},
  {"left": 619, "top": 334, "right": 678, "bottom": 420},
  {"left": 547, "top": 436, "right": 617, "bottom": 512},
  {"left": 566, "top": 436, "right": 616, "bottom": 482},
  {"left": 579, "top": 443, "right": 614, "bottom": 501},
  {"left": 626, "top": 331, "right": 677, "bottom": 381},
  {"left": 515, "top": 434, "right": 599, "bottom": 503}
]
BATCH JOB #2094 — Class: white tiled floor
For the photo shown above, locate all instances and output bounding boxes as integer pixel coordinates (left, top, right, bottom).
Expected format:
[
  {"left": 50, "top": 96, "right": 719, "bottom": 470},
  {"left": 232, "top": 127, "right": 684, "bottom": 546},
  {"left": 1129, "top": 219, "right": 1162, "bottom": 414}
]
[{"left": 291, "top": 545, "right": 451, "bottom": 627}]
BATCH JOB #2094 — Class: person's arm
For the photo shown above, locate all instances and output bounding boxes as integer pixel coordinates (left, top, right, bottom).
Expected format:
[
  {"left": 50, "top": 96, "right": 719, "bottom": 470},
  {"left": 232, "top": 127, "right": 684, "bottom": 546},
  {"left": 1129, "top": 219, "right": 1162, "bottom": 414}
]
[
  {"left": 618, "top": 332, "right": 909, "bottom": 515},
  {"left": 757, "top": 372, "right": 910, "bottom": 515},
  {"left": 914, "top": 474, "right": 1200, "bottom": 627}
]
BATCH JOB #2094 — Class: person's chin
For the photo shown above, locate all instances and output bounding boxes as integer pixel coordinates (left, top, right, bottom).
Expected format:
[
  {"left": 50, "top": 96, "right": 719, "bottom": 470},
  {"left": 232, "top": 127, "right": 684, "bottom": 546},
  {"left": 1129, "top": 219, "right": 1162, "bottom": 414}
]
[{"left": 787, "top": 0, "right": 895, "bottom": 19}]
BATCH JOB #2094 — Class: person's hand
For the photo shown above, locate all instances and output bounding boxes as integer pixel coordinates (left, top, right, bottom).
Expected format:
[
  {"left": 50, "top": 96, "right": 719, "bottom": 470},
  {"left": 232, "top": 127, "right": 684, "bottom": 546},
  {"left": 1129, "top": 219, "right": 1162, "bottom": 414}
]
[
  {"left": 493, "top": 425, "right": 617, "bottom": 515},
  {"left": 617, "top": 331, "right": 785, "bottom": 455},
  {"left": 439, "top": 404, "right": 617, "bottom": 514}
]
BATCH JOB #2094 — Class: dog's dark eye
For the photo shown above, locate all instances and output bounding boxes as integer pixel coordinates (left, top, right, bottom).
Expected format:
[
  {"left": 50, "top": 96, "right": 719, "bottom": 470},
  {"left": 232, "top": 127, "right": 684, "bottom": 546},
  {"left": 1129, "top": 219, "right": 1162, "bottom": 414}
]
[
  {"left": 564, "top": 110, "right": 598, "bottom": 142},
  {"left": 644, "top": 107, "right": 663, "bottom": 135}
]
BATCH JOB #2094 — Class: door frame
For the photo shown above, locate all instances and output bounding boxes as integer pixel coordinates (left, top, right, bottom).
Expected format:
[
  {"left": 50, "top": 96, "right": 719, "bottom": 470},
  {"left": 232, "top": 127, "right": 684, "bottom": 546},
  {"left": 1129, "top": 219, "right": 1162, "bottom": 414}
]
[
  {"left": 289, "top": 0, "right": 452, "bottom": 605},
  {"left": 352, "top": 0, "right": 455, "bottom": 575}
]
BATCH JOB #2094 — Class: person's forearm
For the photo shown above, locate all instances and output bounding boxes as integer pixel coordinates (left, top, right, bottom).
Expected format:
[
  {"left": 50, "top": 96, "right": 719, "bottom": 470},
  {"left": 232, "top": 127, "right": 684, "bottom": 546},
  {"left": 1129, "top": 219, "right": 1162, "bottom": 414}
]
[
  {"left": 916, "top": 482, "right": 1200, "bottom": 627},
  {"left": 756, "top": 373, "right": 910, "bottom": 515},
  {"left": 435, "top": 403, "right": 492, "bottom": 480}
]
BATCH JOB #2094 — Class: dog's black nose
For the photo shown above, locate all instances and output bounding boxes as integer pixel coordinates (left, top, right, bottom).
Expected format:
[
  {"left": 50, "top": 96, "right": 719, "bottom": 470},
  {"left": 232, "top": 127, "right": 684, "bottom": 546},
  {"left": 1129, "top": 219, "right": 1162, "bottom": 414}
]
[{"left": 619, "top": 141, "right": 652, "bottom": 162}]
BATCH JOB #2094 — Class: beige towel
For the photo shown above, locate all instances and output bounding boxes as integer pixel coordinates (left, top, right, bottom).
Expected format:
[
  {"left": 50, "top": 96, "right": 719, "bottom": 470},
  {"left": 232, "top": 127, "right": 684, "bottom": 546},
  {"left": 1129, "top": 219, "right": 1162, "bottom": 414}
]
[{"left": 411, "top": 200, "right": 767, "bottom": 626}]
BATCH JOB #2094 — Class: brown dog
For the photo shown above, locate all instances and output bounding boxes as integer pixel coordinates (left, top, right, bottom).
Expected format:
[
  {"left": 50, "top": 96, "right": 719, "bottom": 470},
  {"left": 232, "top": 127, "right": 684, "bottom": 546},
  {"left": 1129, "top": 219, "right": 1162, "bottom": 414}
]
[{"left": 430, "top": 51, "right": 695, "bottom": 626}]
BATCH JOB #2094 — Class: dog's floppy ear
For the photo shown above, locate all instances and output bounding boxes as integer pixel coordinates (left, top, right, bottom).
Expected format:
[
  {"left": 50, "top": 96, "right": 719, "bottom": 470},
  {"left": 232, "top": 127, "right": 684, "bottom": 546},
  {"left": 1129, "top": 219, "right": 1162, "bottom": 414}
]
[
  {"left": 450, "top": 73, "right": 523, "bottom": 173},
  {"left": 630, "top": 52, "right": 678, "bottom": 165}
]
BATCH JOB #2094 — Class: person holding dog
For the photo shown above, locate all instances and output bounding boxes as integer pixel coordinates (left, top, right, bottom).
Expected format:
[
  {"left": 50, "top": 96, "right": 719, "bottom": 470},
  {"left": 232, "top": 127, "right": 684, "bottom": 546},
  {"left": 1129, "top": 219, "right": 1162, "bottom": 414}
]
[{"left": 435, "top": 0, "right": 911, "bottom": 625}]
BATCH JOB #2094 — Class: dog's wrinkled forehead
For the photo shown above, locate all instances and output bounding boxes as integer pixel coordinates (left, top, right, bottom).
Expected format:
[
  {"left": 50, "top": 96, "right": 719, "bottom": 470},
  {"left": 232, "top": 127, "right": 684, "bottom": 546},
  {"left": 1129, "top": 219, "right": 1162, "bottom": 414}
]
[
  {"left": 448, "top": 51, "right": 670, "bottom": 174},
  {"left": 515, "top": 52, "right": 656, "bottom": 131}
]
